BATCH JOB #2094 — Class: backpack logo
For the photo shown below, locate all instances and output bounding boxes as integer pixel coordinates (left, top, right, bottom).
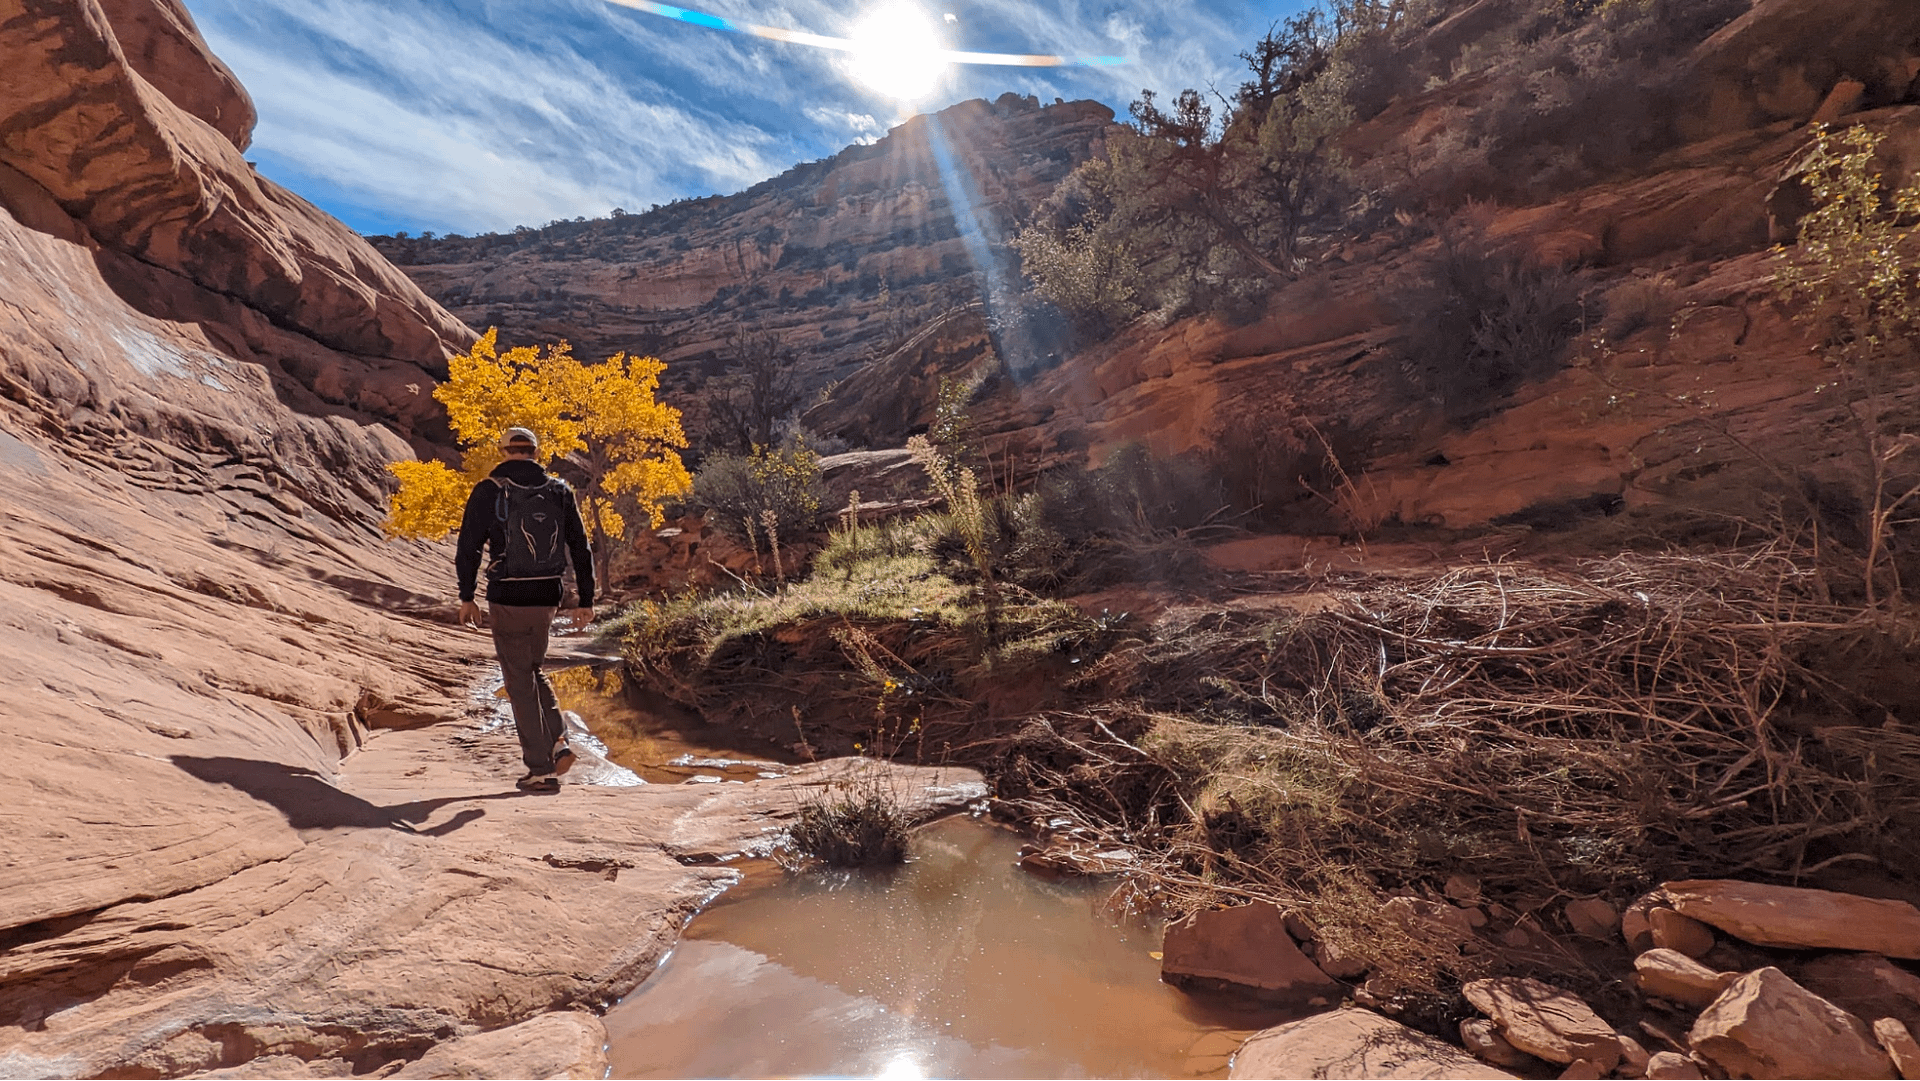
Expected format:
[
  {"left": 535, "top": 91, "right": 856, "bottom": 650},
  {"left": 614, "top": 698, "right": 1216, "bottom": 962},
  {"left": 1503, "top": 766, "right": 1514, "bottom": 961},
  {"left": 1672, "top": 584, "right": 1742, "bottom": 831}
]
[{"left": 491, "top": 478, "right": 572, "bottom": 581}]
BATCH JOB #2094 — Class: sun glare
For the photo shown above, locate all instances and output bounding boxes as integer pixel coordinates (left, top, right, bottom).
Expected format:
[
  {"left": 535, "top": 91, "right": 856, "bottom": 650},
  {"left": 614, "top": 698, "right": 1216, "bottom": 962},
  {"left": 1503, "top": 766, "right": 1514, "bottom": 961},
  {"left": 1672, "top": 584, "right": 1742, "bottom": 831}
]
[{"left": 849, "top": 3, "right": 945, "bottom": 102}]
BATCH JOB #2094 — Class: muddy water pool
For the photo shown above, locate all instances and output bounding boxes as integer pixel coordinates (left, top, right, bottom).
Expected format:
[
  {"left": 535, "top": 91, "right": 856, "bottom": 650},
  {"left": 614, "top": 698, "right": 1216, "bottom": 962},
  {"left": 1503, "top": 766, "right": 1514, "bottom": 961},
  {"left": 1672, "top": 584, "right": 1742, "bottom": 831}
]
[{"left": 601, "top": 815, "right": 1298, "bottom": 1079}]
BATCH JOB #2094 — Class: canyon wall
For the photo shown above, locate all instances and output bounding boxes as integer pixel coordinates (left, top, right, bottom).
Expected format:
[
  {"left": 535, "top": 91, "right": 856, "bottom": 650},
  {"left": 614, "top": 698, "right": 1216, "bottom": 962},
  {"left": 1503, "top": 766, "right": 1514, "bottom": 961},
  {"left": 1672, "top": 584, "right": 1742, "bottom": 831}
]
[{"left": 367, "top": 94, "right": 1113, "bottom": 420}]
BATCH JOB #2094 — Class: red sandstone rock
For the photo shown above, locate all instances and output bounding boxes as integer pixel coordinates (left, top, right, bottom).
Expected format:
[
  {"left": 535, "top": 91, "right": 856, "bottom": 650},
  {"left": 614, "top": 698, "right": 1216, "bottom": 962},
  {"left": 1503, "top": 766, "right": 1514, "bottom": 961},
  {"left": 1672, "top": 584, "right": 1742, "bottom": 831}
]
[
  {"left": 1644, "top": 1052, "right": 1704, "bottom": 1080},
  {"left": 1231, "top": 1010, "right": 1516, "bottom": 1079},
  {"left": 1634, "top": 948, "right": 1737, "bottom": 1009},
  {"left": 1461, "top": 1019, "right": 1539, "bottom": 1070},
  {"left": 1649, "top": 907, "right": 1717, "bottom": 959},
  {"left": 1689, "top": 967, "right": 1895, "bottom": 1080},
  {"left": 392, "top": 1011, "right": 609, "bottom": 1079},
  {"left": 1160, "top": 902, "right": 1346, "bottom": 1000},
  {"left": 1463, "top": 977, "right": 1621, "bottom": 1072},
  {"left": 1564, "top": 898, "right": 1619, "bottom": 941},
  {"left": 1664, "top": 880, "right": 1920, "bottom": 959},
  {"left": 1796, "top": 953, "right": 1920, "bottom": 1037},
  {"left": 1876, "top": 1018, "right": 1920, "bottom": 1080}
]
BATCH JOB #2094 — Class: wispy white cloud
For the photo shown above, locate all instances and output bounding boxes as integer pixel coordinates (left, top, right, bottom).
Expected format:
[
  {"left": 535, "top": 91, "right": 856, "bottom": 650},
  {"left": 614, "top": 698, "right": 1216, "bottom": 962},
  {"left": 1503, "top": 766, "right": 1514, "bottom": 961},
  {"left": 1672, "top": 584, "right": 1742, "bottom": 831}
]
[{"left": 184, "top": 0, "right": 1295, "bottom": 234}]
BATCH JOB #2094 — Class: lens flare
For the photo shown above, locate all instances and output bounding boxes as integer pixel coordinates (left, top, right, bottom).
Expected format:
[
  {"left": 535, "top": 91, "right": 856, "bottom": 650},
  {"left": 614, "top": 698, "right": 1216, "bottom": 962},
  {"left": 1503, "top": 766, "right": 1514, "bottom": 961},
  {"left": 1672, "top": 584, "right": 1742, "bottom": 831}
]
[
  {"left": 849, "top": 4, "right": 943, "bottom": 101},
  {"left": 598, "top": 0, "right": 1130, "bottom": 74}
]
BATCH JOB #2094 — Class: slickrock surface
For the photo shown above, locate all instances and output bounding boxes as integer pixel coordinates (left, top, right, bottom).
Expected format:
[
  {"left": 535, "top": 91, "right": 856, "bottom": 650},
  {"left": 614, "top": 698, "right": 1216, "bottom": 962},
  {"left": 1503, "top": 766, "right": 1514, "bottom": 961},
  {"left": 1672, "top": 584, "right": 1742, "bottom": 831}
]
[
  {"left": 0, "top": 0, "right": 470, "bottom": 438},
  {"left": 1230, "top": 1009, "right": 1517, "bottom": 1080}
]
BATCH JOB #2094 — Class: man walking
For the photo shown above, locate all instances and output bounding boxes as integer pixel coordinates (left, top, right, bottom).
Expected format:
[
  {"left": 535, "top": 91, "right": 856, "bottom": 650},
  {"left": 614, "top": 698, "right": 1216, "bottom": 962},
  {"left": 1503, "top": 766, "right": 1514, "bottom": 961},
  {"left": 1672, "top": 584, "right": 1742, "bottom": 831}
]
[{"left": 455, "top": 427, "right": 595, "bottom": 792}]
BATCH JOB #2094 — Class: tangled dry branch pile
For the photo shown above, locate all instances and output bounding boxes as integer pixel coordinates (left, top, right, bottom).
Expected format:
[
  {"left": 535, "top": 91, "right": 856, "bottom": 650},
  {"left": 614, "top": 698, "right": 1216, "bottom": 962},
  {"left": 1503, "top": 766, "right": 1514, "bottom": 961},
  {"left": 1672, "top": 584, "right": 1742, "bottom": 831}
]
[{"left": 991, "top": 548, "right": 1920, "bottom": 993}]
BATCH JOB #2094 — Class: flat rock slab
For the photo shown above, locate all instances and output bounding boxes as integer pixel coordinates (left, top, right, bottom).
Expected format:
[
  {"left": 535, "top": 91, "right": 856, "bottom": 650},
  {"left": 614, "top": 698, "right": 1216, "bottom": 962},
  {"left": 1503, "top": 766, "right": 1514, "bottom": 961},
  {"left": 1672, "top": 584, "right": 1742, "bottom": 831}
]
[
  {"left": 1464, "top": 977, "right": 1620, "bottom": 1071},
  {"left": 1664, "top": 879, "right": 1920, "bottom": 958},
  {"left": 1162, "top": 901, "right": 1345, "bottom": 1000},
  {"left": 1230, "top": 1009, "right": 1517, "bottom": 1079},
  {"left": 392, "top": 1011, "right": 608, "bottom": 1079},
  {"left": 1690, "top": 966, "right": 1895, "bottom": 1080}
]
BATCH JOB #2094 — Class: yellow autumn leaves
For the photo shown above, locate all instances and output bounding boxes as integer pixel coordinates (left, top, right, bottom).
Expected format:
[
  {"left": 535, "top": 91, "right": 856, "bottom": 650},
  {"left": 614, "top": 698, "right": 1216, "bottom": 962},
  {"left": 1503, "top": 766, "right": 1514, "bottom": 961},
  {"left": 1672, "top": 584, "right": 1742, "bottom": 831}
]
[{"left": 384, "top": 329, "right": 692, "bottom": 550}]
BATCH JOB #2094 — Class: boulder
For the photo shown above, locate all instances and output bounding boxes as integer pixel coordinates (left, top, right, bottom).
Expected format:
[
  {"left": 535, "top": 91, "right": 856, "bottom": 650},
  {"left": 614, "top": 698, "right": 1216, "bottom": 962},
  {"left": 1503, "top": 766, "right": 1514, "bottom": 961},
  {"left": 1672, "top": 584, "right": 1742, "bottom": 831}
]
[
  {"left": 1558, "top": 1061, "right": 1603, "bottom": 1080},
  {"left": 1664, "top": 880, "right": 1920, "bottom": 958},
  {"left": 1634, "top": 948, "right": 1737, "bottom": 1008},
  {"left": 1565, "top": 899, "right": 1620, "bottom": 941},
  {"left": 1230, "top": 1009, "right": 1517, "bottom": 1079},
  {"left": 1644, "top": 1052, "right": 1704, "bottom": 1080},
  {"left": 392, "top": 1012, "right": 609, "bottom": 1079},
  {"left": 1689, "top": 967, "right": 1895, "bottom": 1079},
  {"left": 1616, "top": 1034, "right": 1652, "bottom": 1079},
  {"left": 1463, "top": 977, "right": 1621, "bottom": 1071},
  {"left": 1315, "top": 939, "right": 1372, "bottom": 980},
  {"left": 1796, "top": 952, "right": 1920, "bottom": 1035},
  {"left": 1461, "top": 1019, "right": 1539, "bottom": 1069},
  {"left": 1622, "top": 894, "right": 1662, "bottom": 954},
  {"left": 1875, "top": 1018, "right": 1920, "bottom": 1080},
  {"left": 1161, "top": 902, "right": 1347, "bottom": 1000},
  {"left": 1648, "top": 907, "right": 1716, "bottom": 958}
]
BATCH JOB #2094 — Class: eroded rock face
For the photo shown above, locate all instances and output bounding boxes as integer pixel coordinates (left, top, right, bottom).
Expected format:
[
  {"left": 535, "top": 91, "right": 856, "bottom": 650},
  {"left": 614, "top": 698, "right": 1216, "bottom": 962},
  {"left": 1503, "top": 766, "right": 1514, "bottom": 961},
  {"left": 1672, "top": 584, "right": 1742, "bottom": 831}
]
[
  {"left": 1230, "top": 1009, "right": 1517, "bottom": 1080},
  {"left": 372, "top": 94, "right": 1112, "bottom": 422},
  {"left": 0, "top": 0, "right": 470, "bottom": 413},
  {"left": 1689, "top": 967, "right": 1895, "bottom": 1080},
  {"left": 1664, "top": 880, "right": 1920, "bottom": 958}
]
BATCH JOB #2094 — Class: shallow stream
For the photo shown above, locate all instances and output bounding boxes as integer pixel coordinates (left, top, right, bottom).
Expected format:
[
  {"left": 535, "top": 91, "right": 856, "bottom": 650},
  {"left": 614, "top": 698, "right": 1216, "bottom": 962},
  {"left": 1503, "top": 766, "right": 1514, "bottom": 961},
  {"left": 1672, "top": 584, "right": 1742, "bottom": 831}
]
[
  {"left": 600, "top": 816, "right": 1297, "bottom": 1079},
  {"left": 556, "top": 667, "right": 1299, "bottom": 1078}
]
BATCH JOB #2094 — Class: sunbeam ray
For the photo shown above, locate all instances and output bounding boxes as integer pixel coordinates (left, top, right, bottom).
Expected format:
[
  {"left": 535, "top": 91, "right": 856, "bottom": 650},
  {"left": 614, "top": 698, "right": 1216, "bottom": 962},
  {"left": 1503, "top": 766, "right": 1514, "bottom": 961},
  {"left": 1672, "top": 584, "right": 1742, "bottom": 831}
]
[{"left": 599, "top": 0, "right": 1130, "bottom": 67}]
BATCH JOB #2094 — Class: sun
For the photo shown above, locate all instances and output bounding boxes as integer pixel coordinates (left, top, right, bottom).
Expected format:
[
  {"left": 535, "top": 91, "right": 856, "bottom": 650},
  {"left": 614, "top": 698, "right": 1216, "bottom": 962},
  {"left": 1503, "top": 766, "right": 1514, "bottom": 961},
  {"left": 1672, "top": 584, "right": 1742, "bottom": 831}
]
[{"left": 848, "top": 3, "right": 945, "bottom": 103}]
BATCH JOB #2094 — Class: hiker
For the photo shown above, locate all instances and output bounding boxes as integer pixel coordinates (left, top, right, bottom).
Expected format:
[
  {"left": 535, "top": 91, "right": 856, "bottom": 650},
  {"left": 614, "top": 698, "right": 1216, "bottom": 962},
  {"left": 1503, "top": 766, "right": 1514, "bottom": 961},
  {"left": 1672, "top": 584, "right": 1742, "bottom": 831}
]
[{"left": 454, "top": 427, "right": 595, "bottom": 792}]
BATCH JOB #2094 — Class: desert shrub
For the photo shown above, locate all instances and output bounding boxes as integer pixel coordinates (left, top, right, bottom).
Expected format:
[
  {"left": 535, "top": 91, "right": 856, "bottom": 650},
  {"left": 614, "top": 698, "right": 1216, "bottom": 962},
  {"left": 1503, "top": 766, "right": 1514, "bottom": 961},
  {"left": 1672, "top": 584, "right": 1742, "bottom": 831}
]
[
  {"left": 1771, "top": 125, "right": 1920, "bottom": 604},
  {"left": 1390, "top": 0, "right": 1751, "bottom": 207},
  {"left": 1009, "top": 215, "right": 1142, "bottom": 337},
  {"left": 1205, "top": 416, "right": 1374, "bottom": 530},
  {"left": 1598, "top": 274, "right": 1679, "bottom": 342},
  {"left": 690, "top": 441, "right": 823, "bottom": 543},
  {"left": 787, "top": 777, "right": 910, "bottom": 867},
  {"left": 1397, "top": 234, "right": 1589, "bottom": 420}
]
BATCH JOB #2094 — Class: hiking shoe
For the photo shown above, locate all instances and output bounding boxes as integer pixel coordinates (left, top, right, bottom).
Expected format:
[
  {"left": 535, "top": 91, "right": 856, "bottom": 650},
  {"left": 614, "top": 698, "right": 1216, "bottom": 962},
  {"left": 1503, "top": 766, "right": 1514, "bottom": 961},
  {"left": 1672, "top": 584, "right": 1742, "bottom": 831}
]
[
  {"left": 516, "top": 771, "right": 560, "bottom": 792},
  {"left": 552, "top": 739, "right": 577, "bottom": 776}
]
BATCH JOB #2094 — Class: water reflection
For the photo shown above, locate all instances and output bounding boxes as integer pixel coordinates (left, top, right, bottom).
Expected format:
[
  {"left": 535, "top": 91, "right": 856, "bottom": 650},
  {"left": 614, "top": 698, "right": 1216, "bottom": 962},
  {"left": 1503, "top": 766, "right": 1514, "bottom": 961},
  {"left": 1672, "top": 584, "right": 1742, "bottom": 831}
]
[{"left": 604, "top": 816, "right": 1298, "bottom": 1079}]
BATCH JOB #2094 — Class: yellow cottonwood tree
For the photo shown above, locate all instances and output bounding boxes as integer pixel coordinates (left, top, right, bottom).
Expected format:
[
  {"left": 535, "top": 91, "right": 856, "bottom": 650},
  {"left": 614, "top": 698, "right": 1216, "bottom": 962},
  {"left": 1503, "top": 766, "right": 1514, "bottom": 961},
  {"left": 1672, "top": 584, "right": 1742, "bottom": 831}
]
[{"left": 384, "top": 330, "right": 693, "bottom": 579}]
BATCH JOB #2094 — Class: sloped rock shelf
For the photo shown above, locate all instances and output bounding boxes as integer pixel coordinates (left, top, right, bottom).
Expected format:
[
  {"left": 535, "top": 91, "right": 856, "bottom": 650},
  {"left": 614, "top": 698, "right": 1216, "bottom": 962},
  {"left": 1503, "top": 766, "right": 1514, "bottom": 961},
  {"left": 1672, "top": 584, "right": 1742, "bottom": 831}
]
[{"left": 600, "top": 815, "right": 1300, "bottom": 1078}]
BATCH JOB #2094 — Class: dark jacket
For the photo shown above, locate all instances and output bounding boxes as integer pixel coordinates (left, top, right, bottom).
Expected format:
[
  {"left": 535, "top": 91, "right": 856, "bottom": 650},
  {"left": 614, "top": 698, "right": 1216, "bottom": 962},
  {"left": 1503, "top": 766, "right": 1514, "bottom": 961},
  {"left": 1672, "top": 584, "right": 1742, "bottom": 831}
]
[{"left": 455, "top": 459, "right": 594, "bottom": 608}]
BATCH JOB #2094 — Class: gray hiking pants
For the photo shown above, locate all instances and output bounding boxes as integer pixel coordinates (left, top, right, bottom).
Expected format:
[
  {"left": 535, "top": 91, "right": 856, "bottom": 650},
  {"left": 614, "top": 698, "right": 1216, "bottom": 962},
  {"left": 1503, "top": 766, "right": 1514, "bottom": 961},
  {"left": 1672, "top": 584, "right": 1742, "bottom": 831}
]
[{"left": 489, "top": 603, "right": 565, "bottom": 772}]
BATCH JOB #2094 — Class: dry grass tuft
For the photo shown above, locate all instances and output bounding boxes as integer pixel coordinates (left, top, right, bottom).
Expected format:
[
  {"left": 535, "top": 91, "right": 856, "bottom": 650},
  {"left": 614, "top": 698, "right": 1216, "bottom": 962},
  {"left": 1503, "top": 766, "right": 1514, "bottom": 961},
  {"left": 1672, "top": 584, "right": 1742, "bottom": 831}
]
[{"left": 786, "top": 778, "right": 911, "bottom": 867}]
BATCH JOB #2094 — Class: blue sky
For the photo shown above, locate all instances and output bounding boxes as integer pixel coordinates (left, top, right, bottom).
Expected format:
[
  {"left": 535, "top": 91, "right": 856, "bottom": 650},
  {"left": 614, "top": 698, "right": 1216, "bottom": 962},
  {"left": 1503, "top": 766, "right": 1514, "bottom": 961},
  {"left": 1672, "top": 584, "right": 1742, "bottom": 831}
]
[{"left": 183, "top": 0, "right": 1304, "bottom": 236}]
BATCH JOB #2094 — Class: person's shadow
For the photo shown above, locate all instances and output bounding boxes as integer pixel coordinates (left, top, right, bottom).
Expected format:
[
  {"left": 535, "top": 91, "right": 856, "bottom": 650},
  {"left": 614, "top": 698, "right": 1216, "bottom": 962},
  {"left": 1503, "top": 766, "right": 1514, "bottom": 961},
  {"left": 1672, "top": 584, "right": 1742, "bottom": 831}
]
[{"left": 171, "top": 756, "right": 535, "bottom": 837}]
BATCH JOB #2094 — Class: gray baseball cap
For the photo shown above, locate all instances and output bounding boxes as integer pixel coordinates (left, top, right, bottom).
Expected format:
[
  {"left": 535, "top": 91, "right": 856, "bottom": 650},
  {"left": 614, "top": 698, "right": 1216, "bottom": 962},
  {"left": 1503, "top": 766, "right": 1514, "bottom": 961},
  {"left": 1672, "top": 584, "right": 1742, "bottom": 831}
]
[{"left": 499, "top": 427, "right": 538, "bottom": 451}]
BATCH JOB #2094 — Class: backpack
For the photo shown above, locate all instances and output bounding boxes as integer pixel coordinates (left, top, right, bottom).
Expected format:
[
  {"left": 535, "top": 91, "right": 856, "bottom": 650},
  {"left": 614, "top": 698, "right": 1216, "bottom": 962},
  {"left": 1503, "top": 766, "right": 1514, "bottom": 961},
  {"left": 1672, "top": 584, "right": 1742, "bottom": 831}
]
[{"left": 488, "top": 476, "right": 573, "bottom": 581}]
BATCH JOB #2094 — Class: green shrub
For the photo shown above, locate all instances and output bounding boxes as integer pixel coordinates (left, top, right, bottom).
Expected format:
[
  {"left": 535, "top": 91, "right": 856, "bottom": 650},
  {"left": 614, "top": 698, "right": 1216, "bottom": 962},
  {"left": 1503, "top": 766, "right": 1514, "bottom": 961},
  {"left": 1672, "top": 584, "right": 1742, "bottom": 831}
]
[{"left": 691, "top": 441, "right": 824, "bottom": 543}]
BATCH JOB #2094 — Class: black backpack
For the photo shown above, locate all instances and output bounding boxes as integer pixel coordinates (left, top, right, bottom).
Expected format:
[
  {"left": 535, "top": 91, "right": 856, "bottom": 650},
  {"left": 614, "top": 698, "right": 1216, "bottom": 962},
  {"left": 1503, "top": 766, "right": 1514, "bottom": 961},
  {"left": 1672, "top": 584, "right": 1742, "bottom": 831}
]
[{"left": 488, "top": 476, "right": 573, "bottom": 581}]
